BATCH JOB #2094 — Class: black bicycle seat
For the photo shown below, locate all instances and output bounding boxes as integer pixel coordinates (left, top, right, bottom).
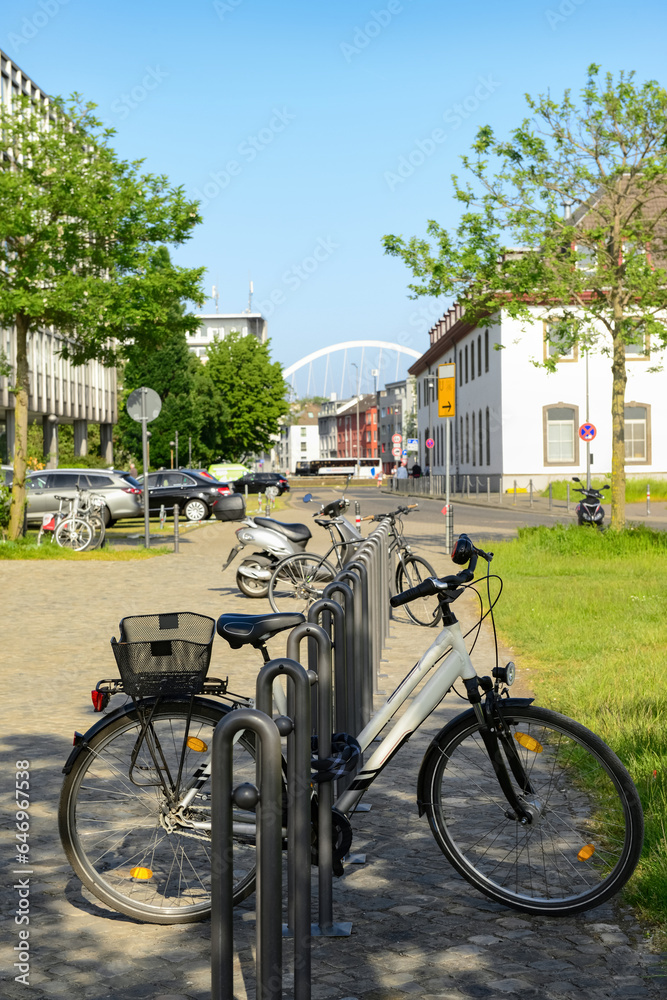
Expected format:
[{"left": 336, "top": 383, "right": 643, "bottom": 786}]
[
  {"left": 216, "top": 612, "right": 305, "bottom": 649},
  {"left": 253, "top": 517, "right": 312, "bottom": 543}
]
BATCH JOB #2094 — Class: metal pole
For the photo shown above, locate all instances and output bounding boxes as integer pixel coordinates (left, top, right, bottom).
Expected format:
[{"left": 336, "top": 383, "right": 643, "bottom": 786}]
[
  {"left": 529, "top": 479, "right": 533, "bottom": 508},
  {"left": 174, "top": 505, "right": 179, "bottom": 553},
  {"left": 585, "top": 349, "right": 591, "bottom": 489},
  {"left": 513, "top": 480, "right": 517, "bottom": 505},
  {"left": 647, "top": 483, "right": 651, "bottom": 516},
  {"left": 487, "top": 476, "right": 490, "bottom": 504},
  {"left": 211, "top": 710, "right": 283, "bottom": 1000},
  {"left": 188, "top": 435, "right": 192, "bottom": 466},
  {"left": 567, "top": 482, "right": 570, "bottom": 512},
  {"left": 549, "top": 482, "right": 553, "bottom": 511},
  {"left": 140, "top": 388, "right": 150, "bottom": 549},
  {"left": 175, "top": 429, "right": 179, "bottom": 470}
]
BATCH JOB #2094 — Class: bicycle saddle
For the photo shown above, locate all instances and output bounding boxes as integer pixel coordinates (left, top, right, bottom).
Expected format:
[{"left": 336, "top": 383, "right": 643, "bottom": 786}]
[
  {"left": 253, "top": 517, "right": 312, "bottom": 543},
  {"left": 216, "top": 612, "right": 305, "bottom": 649}
]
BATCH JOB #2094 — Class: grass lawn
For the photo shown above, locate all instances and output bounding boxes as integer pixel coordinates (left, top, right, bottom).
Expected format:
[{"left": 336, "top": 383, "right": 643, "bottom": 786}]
[
  {"left": 543, "top": 477, "right": 667, "bottom": 502},
  {"left": 0, "top": 534, "right": 172, "bottom": 559},
  {"left": 484, "top": 523, "right": 667, "bottom": 937}
]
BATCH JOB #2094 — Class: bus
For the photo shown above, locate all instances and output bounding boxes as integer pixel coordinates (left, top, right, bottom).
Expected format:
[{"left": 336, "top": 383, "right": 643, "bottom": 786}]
[{"left": 294, "top": 459, "right": 379, "bottom": 478}]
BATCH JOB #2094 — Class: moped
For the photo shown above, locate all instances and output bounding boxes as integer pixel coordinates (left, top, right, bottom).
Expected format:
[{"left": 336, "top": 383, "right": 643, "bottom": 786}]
[
  {"left": 572, "top": 477, "right": 610, "bottom": 529},
  {"left": 222, "top": 512, "right": 312, "bottom": 598}
]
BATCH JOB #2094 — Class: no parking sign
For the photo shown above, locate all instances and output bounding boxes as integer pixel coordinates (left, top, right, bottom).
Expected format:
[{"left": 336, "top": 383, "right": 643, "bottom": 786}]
[{"left": 579, "top": 423, "right": 596, "bottom": 441}]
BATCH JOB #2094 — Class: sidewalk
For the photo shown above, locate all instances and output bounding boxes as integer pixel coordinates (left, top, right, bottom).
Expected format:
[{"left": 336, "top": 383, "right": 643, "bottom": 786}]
[{"left": 1, "top": 504, "right": 665, "bottom": 1000}]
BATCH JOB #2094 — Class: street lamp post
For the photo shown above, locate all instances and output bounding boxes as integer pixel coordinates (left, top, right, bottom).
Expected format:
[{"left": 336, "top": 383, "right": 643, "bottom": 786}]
[
  {"left": 169, "top": 440, "right": 175, "bottom": 469},
  {"left": 351, "top": 362, "right": 360, "bottom": 478}
]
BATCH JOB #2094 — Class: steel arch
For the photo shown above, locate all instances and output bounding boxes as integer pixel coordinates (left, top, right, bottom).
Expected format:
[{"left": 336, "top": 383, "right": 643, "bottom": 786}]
[{"left": 282, "top": 340, "right": 421, "bottom": 379}]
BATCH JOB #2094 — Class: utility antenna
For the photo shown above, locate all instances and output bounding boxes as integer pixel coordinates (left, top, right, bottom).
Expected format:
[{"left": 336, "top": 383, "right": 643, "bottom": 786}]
[
  {"left": 212, "top": 284, "right": 219, "bottom": 313},
  {"left": 247, "top": 279, "right": 254, "bottom": 313}
]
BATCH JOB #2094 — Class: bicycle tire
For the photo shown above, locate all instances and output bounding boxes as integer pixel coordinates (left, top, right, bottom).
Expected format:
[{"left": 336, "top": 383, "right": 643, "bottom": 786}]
[
  {"left": 54, "top": 516, "right": 94, "bottom": 551},
  {"left": 395, "top": 555, "right": 442, "bottom": 627},
  {"left": 59, "top": 700, "right": 263, "bottom": 924},
  {"left": 421, "top": 705, "right": 643, "bottom": 915},
  {"left": 87, "top": 513, "right": 106, "bottom": 550},
  {"left": 268, "top": 553, "right": 337, "bottom": 614}
]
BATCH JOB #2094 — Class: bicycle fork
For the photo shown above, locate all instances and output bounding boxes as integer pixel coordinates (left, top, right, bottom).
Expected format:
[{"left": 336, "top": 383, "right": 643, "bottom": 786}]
[{"left": 462, "top": 677, "right": 540, "bottom": 825}]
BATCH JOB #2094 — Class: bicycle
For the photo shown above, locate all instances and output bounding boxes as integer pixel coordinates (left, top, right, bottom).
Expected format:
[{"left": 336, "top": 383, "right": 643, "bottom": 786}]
[
  {"left": 268, "top": 499, "right": 439, "bottom": 622},
  {"left": 59, "top": 535, "right": 643, "bottom": 923},
  {"left": 38, "top": 488, "right": 107, "bottom": 550}
]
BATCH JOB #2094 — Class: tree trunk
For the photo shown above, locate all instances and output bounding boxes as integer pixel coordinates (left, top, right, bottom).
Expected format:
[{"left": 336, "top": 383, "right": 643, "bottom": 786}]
[
  {"left": 8, "top": 314, "right": 30, "bottom": 541},
  {"left": 610, "top": 326, "right": 627, "bottom": 531}
]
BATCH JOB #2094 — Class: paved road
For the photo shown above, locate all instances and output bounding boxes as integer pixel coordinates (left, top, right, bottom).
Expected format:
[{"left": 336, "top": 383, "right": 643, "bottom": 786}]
[{"left": 1, "top": 499, "right": 665, "bottom": 1000}]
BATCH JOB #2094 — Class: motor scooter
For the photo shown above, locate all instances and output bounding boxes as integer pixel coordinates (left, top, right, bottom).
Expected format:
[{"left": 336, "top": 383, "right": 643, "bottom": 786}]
[
  {"left": 572, "top": 477, "right": 610, "bottom": 529},
  {"left": 222, "top": 513, "right": 312, "bottom": 598}
]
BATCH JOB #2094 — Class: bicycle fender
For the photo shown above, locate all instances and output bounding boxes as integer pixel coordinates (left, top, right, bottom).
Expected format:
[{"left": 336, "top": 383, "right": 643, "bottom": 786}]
[
  {"left": 415, "top": 698, "right": 534, "bottom": 817},
  {"left": 61, "top": 696, "right": 230, "bottom": 775}
]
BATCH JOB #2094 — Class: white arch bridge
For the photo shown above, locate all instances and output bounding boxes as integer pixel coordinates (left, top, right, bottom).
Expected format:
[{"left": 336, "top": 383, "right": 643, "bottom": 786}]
[{"left": 283, "top": 340, "right": 421, "bottom": 398}]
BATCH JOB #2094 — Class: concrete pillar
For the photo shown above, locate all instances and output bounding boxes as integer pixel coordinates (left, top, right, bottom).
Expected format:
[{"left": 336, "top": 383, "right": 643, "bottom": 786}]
[
  {"left": 100, "top": 423, "right": 114, "bottom": 466},
  {"left": 73, "top": 419, "right": 88, "bottom": 457},
  {"left": 43, "top": 415, "right": 59, "bottom": 469}
]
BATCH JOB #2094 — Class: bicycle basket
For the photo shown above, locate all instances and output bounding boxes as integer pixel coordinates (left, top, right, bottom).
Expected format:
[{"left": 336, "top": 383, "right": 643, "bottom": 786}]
[{"left": 110, "top": 612, "right": 216, "bottom": 700}]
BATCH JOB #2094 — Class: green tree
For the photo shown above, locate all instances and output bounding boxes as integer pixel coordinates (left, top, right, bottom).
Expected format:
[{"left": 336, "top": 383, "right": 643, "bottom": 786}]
[
  {"left": 0, "top": 94, "right": 205, "bottom": 538},
  {"left": 202, "top": 331, "right": 289, "bottom": 462},
  {"left": 384, "top": 66, "right": 667, "bottom": 530}
]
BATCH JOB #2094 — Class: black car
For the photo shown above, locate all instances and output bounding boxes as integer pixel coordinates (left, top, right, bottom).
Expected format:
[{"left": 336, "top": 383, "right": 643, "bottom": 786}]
[
  {"left": 232, "top": 472, "right": 290, "bottom": 496},
  {"left": 140, "top": 470, "right": 232, "bottom": 521}
]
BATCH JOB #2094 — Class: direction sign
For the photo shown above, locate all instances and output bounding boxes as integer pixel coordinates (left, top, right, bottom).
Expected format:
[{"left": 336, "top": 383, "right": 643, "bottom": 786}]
[
  {"left": 426, "top": 437, "right": 435, "bottom": 449},
  {"left": 579, "top": 423, "right": 597, "bottom": 441},
  {"left": 437, "top": 363, "right": 456, "bottom": 417},
  {"left": 391, "top": 446, "right": 401, "bottom": 457},
  {"left": 391, "top": 433, "right": 402, "bottom": 444},
  {"left": 127, "top": 387, "right": 162, "bottom": 423},
  {"left": 401, "top": 449, "right": 407, "bottom": 456}
]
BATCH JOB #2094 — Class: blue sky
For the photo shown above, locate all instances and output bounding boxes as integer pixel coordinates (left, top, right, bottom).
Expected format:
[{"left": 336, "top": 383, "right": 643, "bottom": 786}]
[{"left": 3, "top": 0, "right": 667, "bottom": 394}]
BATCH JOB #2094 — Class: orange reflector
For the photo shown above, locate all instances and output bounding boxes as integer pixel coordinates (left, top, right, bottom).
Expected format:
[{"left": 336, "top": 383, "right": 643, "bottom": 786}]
[
  {"left": 514, "top": 732, "right": 543, "bottom": 753},
  {"left": 186, "top": 737, "right": 208, "bottom": 752},
  {"left": 577, "top": 844, "right": 596, "bottom": 861},
  {"left": 130, "top": 867, "right": 153, "bottom": 880}
]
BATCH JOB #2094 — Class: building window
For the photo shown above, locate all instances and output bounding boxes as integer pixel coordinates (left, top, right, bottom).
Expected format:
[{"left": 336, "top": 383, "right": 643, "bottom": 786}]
[
  {"left": 470, "top": 342, "right": 475, "bottom": 381},
  {"left": 544, "top": 319, "right": 578, "bottom": 362},
  {"left": 465, "top": 414, "right": 469, "bottom": 464},
  {"left": 485, "top": 407, "right": 490, "bottom": 465},
  {"left": 472, "top": 412, "right": 476, "bottom": 465},
  {"left": 484, "top": 329, "right": 489, "bottom": 372},
  {"left": 459, "top": 351, "right": 463, "bottom": 386},
  {"left": 478, "top": 408, "right": 483, "bottom": 466},
  {"left": 543, "top": 404, "right": 579, "bottom": 465},
  {"left": 465, "top": 345, "right": 469, "bottom": 383},
  {"left": 477, "top": 336, "right": 482, "bottom": 377},
  {"left": 458, "top": 416, "right": 462, "bottom": 464},
  {"left": 623, "top": 322, "right": 650, "bottom": 359},
  {"left": 625, "top": 403, "right": 650, "bottom": 463}
]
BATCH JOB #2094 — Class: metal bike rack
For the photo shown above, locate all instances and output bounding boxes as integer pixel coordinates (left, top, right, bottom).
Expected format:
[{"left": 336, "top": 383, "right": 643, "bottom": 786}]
[
  {"left": 342, "top": 558, "right": 373, "bottom": 726},
  {"left": 321, "top": 581, "right": 355, "bottom": 737},
  {"left": 286, "top": 622, "right": 352, "bottom": 938},
  {"left": 211, "top": 709, "right": 283, "bottom": 1000},
  {"left": 307, "top": 598, "right": 349, "bottom": 735},
  {"left": 330, "top": 568, "right": 364, "bottom": 737},
  {"left": 256, "top": 657, "right": 313, "bottom": 1000}
]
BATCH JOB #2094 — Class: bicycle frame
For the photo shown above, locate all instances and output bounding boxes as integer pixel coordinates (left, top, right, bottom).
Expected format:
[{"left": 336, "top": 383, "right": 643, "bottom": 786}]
[{"left": 335, "top": 618, "right": 476, "bottom": 815}]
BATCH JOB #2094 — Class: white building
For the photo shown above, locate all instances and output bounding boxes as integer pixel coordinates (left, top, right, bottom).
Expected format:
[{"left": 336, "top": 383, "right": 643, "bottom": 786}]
[
  {"left": 188, "top": 313, "right": 267, "bottom": 360},
  {"left": 277, "top": 403, "right": 321, "bottom": 473},
  {"left": 409, "top": 302, "right": 666, "bottom": 489},
  {"left": 0, "top": 50, "right": 117, "bottom": 466}
]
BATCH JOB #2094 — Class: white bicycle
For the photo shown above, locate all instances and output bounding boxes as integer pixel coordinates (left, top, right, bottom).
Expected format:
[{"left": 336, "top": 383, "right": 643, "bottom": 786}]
[{"left": 58, "top": 534, "right": 643, "bottom": 922}]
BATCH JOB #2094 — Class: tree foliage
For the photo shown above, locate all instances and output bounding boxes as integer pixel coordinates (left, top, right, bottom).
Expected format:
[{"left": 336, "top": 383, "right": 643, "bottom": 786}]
[
  {"left": 200, "top": 331, "right": 289, "bottom": 462},
  {"left": 384, "top": 66, "right": 667, "bottom": 529},
  {"left": 0, "top": 94, "right": 205, "bottom": 537}
]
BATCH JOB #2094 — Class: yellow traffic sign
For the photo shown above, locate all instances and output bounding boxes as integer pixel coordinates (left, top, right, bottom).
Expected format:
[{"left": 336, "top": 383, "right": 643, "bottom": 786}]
[{"left": 438, "top": 363, "right": 456, "bottom": 417}]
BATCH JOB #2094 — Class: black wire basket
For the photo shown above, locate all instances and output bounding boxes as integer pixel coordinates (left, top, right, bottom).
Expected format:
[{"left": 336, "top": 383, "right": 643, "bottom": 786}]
[{"left": 110, "top": 612, "right": 216, "bottom": 700}]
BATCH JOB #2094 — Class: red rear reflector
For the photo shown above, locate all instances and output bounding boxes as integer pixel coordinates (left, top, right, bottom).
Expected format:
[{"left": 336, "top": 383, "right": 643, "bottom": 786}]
[
  {"left": 217, "top": 487, "right": 229, "bottom": 494},
  {"left": 122, "top": 486, "right": 142, "bottom": 494},
  {"left": 91, "top": 690, "right": 105, "bottom": 711}
]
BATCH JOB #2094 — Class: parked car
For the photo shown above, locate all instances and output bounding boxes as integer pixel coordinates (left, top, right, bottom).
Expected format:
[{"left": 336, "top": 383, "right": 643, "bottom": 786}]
[
  {"left": 232, "top": 472, "right": 290, "bottom": 496},
  {"left": 25, "top": 468, "right": 143, "bottom": 526},
  {"left": 139, "top": 470, "right": 232, "bottom": 521}
]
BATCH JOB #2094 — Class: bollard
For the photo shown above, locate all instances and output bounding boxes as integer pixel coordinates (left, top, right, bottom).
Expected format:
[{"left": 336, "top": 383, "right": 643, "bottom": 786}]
[
  {"left": 647, "top": 484, "right": 651, "bottom": 516},
  {"left": 443, "top": 503, "right": 454, "bottom": 552},
  {"left": 211, "top": 709, "right": 283, "bottom": 1000},
  {"left": 549, "top": 482, "right": 553, "bottom": 511},
  {"left": 475, "top": 476, "right": 479, "bottom": 497},
  {"left": 354, "top": 500, "right": 361, "bottom": 532},
  {"left": 159, "top": 504, "right": 166, "bottom": 530},
  {"left": 529, "top": 479, "right": 533, "bottom": 508},
  {"left": 567, "top": 482, "right": 570, "bottom": 512},
  {"left": 256, "top": 658, "right": 312, "bottom": 997},
  {"left": 513, "top": 480, "right": 517, "bottom": 505},
  {"left": 173, "top": 505, "right": 179, "bottom": 553},
  {"left": 487, "top": 477, "right": 490, "bottom": 504}
]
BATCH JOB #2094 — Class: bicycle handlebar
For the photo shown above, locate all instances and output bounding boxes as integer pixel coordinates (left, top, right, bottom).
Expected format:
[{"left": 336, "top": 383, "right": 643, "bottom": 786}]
[
  {"left": 390, "top": 533, "right": 492, "bottom": 609},
  {"left": 363, "top": 504, "right": 419, "bottom": 523}
]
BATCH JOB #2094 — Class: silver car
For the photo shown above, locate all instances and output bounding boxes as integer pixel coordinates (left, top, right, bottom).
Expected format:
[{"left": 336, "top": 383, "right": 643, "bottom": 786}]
[{"left": 25, "top": 468, "right": 143, "bottom": 526}]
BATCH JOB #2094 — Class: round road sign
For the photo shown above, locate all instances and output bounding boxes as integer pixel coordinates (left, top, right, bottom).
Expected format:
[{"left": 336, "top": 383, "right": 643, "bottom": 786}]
[
  {"left": 426, "top": 437, "right": 435, "bottom": 449},
  {"left": 579, "top": 423, "right": 596, "bottom": 441},
  {"left": 126, "top": 387, "right": 162, "bottom": 423},
  {"left": 391, "top": 446, "right": 401, "bottom": 457},
  {"left": 391, "top": 433, "right": 402, "bottom": 444}
]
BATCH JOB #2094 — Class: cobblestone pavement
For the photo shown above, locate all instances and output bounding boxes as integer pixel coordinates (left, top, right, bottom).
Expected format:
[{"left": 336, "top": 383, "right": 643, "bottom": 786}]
[{"left": 2, "top": 497, "right": 665, "bottom": 1000}]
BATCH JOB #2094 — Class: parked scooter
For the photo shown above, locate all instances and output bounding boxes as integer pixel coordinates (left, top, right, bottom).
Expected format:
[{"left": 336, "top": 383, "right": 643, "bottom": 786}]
[
  {"left": 572, "top": 477, "right": 610, "bottom": 529},
  {"left": 222, "top": 513, "right": 312, "bottom": 598}
]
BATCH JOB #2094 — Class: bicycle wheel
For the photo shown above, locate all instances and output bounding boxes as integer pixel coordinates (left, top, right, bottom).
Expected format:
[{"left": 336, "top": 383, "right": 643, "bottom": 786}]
[
  {"left": 55, "top": 516, "right": 94, "bottom": 551},
  {"left": 59, "top": 700, "right": 261, "bottom": 923},
  {"left": 87, "top": 513, "right": 106, "bottom": 550},
  {"left": 422, "top": 705, "right": 643, "bottom": 915},
  {"left": 268, "top": 553, "right": 337, "bottom": 614},
  {"left": 395, "top": 555, "right": 442, "bottom": 627}
]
